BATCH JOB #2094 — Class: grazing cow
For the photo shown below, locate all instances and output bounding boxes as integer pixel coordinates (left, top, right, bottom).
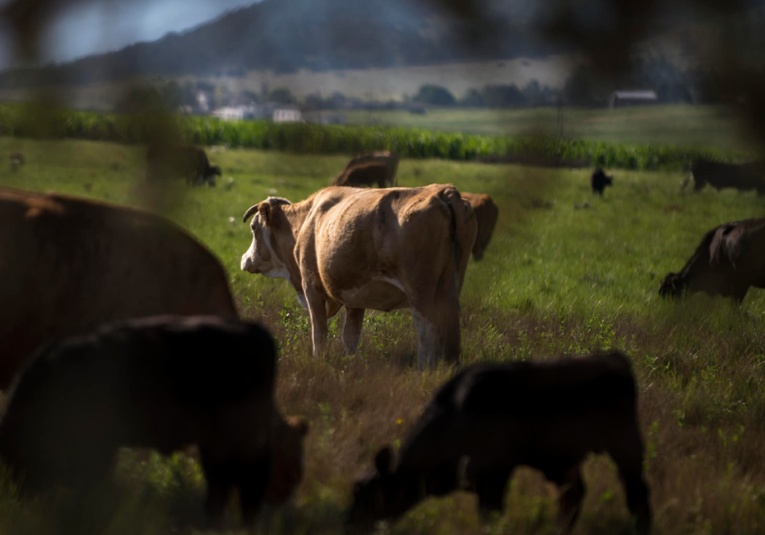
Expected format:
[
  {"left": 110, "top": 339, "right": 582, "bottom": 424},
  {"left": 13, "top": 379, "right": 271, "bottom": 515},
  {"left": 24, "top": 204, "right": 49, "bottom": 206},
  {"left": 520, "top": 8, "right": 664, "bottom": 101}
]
[
  {"left": 659, "top": 217, "right": 765, "bottom": 302},
  {"left": 460, "top": 192, "right": 498, "bottom": 261},
  {"left": 332, "top": 151, "right": 399, "bottom": 187},
  {"left": 346, "top": 350, "right": 652, "bottom": 535},
  {"left": 0, "top": 315, "right": 309, "bottom": 528},
  {"left": 240, "top": 184, "right": 477, "bottom": 369},
  {"left": 145, "top": 143, "right": 222, "bottom": 186},
  {"left": 590, "top": 167, "right": 613, "bottom": 195},
  {"left": 0, "top": 186, "right": 238, "bottom": 389},
  {"left": 681, "top": 158, "right": 765, "bottom": 194}
]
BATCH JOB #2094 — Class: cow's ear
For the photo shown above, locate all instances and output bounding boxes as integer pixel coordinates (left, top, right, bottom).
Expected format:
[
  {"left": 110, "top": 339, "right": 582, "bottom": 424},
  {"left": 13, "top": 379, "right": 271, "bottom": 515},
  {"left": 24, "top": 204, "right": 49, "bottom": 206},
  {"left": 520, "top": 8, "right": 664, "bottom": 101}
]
[
  {"left": 374, "top": 446, "right": 395, "bottom": 475},
  {"left": 258, "top": 201, "right": 273, "bottom": 224}
]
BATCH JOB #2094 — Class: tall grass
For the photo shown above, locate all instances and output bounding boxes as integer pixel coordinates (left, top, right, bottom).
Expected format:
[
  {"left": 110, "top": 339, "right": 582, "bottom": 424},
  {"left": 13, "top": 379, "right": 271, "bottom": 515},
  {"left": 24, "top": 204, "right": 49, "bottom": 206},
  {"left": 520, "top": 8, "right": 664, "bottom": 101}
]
[
  {"left": 0, "top": 103, "right": 748, "bottom": 171},
  {"left": 2, "top": 136, "right": 765, "bottom": 534}
]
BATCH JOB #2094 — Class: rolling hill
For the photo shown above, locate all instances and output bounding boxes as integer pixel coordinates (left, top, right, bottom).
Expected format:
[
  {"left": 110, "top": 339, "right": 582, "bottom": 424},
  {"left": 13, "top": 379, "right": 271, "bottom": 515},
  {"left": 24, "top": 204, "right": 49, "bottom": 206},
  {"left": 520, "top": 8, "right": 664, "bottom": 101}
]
[{"left": 0, "top": 0, "right": 561, "bottom": 89}]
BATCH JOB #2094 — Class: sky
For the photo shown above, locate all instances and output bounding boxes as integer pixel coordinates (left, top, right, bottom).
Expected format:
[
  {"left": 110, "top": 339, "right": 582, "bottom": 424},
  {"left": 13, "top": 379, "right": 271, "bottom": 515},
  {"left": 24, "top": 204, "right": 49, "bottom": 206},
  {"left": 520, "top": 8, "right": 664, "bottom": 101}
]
[{"left": 0, "top": 0, "right": 261, "bottom": 69}]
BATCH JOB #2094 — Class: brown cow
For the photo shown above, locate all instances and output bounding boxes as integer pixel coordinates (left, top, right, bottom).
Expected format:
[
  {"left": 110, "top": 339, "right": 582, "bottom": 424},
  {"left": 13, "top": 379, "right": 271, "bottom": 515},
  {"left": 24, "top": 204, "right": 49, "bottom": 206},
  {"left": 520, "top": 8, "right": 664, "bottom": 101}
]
[
  {"left": 145, "top": 143, "right": 222, "bottom": 186},
  {"left": 347, "top": 350, "right": 652, "bottom": 535},
  {"left": 0, "top": 187, "right": 238, "bottom": 389},
  {"left": 659, "top": 217, "right": 765, "bottom": 302},
  {"left": 681, "top": 158, "right": 765, "bottom": 194},
  {"left": 332, "top": 151, "right": 399, "bottom": 187},
  {"left": 460, "top": 192, "right": 499, "bottom": 261},
  {"left": 240, "top": 184, "right": 477, "bottom": 369},
  {"left": 0, "top": 315, "right": 309, "bottom": 529}
]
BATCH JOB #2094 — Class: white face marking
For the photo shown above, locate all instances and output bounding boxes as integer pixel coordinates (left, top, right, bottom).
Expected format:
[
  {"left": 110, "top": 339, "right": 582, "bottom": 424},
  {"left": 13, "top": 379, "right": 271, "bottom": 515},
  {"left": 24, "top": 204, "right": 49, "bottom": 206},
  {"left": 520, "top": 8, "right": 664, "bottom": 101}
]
[
  {"left": 240, "top": 217, "right": 290, "bottom": 280},
  {"left": 260, "top": 227, "right": 291, "bottom": 279}
]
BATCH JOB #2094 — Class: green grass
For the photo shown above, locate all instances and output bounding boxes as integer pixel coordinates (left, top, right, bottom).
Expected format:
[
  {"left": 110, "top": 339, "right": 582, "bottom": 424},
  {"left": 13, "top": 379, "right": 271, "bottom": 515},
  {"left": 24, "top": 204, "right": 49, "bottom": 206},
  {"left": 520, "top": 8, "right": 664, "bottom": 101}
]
[
  {"left": 1, "top": 103, "right": 755, "bottom": 171},
  {"left": 330, "top": 104, "right": 760, "bottom": 154},
  {"left": 2, "top": 136, "right": 765, "bottom": 534}
]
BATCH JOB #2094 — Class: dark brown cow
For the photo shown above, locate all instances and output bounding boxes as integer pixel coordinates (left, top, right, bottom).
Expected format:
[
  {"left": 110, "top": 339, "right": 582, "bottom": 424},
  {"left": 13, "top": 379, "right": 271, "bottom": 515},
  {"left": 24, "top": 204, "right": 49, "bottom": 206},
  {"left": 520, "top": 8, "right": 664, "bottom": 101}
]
[
  {"left": 682, "top": 158, "right": 765, "bottom": 194},
  {"left": 145, "top": 143, "right": 222, "bottom": 186},
  {"left": 240, "top": 184, "right": 476, "bottom": 369},
  {"left": 347, "top": 350, "right": 652, "bottom": 535},
  {"left": 460, "top": 192, "right": 498, "bottom": 261},
  {"left": 659, "top": 217, "right": 765, "bottom": 302},
  {"left": 0, "top": 315, "right": 309, "bottom": 528},
  {"left": 332, "top": 151, "right": 399, "bottom": 187},
  {"left": 0, "top": 187, "right": 238, "bottom": 389}
]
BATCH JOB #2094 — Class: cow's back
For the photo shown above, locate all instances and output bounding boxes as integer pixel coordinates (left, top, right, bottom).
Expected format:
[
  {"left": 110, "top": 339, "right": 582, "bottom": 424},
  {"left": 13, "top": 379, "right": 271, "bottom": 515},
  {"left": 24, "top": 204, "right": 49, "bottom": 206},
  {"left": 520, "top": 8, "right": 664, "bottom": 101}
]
[
  {"left": 0, "top": 187, "right": 238, "bottom": 389},
  {"left": 0, "top": 315, "right": 278, "bottom": 491},
  {"left": 302, "top": 185, "right": 474, "bottom": 310},
  {"left": 453, "top": 352, "right": 636, "bottom": 414},
  {"left": 335, "top": 151, "right": 399, "bottom": 187},
  {"left": 399, "top": 351, "right": 639, "bottom": 470}
]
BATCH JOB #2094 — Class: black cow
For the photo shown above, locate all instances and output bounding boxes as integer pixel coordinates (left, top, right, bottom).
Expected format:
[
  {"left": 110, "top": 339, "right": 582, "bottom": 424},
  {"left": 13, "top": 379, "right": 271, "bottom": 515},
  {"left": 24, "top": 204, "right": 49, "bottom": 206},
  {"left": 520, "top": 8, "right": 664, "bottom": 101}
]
[
  {"left": 591, "top": 167, "right": 613, "bottom": 195},
  {"left": 0, "top": 315, "right": 309, "bottom": 529},
  {"left": 347, "top": 350, "right": 652, "bottom": 535},
  {"left": 659, "top": 217, "right": 765, "bottom": 302},
  {"left": 682, "top": 158, "right": 765, "bottom": 194},
  {"left": 145, "top": 143, "right": 222, "bottom": 186}
]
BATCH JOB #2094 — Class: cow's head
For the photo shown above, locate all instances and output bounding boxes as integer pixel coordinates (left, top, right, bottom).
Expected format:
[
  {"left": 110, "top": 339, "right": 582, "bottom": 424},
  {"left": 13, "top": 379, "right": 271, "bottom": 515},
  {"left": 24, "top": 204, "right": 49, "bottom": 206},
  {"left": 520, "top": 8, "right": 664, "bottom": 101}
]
[
  {"left": 659, "top": 272, "right": 685, "bottom": 299},
  {"left": 266, "top": 415, "right": 310, "bottom": 505},
  {"left": 345, "top": 446, "right": 420, "bottom": 533},
  {"left": 240, "top": 197, "right": 293, "bottom": 279}
]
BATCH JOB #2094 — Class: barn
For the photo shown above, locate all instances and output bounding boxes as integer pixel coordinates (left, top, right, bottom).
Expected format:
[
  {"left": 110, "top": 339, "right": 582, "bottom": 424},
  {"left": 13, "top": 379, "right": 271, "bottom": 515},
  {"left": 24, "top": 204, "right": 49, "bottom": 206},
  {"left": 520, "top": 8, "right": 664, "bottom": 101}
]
[{"left": 609, "top": 90, "right": 658, "bottom": 108}]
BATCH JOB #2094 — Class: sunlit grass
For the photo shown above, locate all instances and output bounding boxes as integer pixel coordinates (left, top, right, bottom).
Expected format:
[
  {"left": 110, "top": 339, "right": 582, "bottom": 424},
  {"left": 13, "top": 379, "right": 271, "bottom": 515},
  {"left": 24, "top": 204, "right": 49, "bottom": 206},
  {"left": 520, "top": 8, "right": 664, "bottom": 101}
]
[{"left": 2, "top": 136, "right": 765, "bottom": 533}]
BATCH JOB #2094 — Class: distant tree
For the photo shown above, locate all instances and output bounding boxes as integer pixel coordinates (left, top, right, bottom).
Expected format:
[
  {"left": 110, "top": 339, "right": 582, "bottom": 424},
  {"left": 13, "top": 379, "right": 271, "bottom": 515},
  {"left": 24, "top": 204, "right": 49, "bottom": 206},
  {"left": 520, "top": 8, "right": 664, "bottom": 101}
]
[
  {"left": 413, "top": 84, "right": 456, "bottom": 106},
  {"left": 522, "top": 80, "right": 545, "bottom": 107},
  {"left": 114, "top": 85, "right": 167, "bottom": 113},
  {"left": 632, "top": 53, "right": 692, "bottom": 103},
  {"left": 268, "top": 87, "right": 296, "bottom": 104},
  {"left": 482, "top": 84, "right": 526, "bottom": 108},
  {"left": 304, "top": 92, "right": 325, "bottom": 109},
  {"left": 241, "top": 90, "right": 260, "bottom": 104},
  {"left": 460, "top": 88, "right": 484, "bottom": 107},
  {"left": 327, "top": 91, "right": 349, "bottom": 109},
  {"left": 562, "top": 65, "right": 610, "bottom": 106}
]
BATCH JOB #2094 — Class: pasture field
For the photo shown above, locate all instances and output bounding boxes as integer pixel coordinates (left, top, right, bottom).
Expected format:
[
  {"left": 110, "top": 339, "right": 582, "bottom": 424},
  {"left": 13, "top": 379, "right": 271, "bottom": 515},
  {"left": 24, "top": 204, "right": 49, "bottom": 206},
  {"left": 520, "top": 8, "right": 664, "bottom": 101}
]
[
  {"left": 2, "top": 136, "right": 765, "bottom": 534},
  {"left": 329, "top": 104, "right": 760, "bottom": 154}
]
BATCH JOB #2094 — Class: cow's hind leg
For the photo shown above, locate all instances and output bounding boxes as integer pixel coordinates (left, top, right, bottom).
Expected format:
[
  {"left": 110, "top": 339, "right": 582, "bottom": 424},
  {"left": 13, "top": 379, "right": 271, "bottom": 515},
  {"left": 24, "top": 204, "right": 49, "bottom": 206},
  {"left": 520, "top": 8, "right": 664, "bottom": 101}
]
[
  {"left": 303, "top": 285, "right": 330, "bottom": 357},
  {"left": 411, "top": 308, "right": 441, "bottom": 369},
  {"left": 411, "top": 295, "right": 461, "bottom": 369},
  {"left": 543, "top": 465, "right": 586, "bottom": 534},
  {"left": 236, "top": 457, "right": 270, "bottom": 527},
  {"left": 342, "top": 308, "right": 365, "bottom": 355},
  {"left": 474, "top": 467, "right": 512, "bottom": 515},
  {"left": 608, "top": 430, "right": 652, "bottom": 534},
  {"left": 199, "top": 451, "right": 237, "bottom": 527}
]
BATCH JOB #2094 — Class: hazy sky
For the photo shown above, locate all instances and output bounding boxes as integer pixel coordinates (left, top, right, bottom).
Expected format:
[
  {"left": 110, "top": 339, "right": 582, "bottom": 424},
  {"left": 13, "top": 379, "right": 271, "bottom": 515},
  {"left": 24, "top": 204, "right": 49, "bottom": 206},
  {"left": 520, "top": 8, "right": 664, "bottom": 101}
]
[{"left": 0, "top": 0, "right": 261, "bottom": 68}]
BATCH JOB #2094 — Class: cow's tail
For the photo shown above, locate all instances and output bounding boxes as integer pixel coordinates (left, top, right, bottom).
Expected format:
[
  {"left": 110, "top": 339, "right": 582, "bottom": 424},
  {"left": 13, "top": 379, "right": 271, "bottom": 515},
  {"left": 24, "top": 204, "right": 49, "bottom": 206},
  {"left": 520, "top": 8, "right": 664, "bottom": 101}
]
[{"left": 438, "top": 186, "right": 476, "bottom": 292}]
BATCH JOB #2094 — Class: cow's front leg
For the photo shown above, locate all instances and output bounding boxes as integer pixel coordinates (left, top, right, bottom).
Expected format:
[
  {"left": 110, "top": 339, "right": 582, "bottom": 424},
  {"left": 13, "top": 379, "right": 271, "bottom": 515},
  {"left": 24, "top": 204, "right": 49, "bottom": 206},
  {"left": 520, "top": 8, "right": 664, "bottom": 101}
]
[
  {"left": 342, "top": 308, "right": 365, "bottom": 354},
  {"left": 303, "top": 283, "right": 328, "bottom": 357}
]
